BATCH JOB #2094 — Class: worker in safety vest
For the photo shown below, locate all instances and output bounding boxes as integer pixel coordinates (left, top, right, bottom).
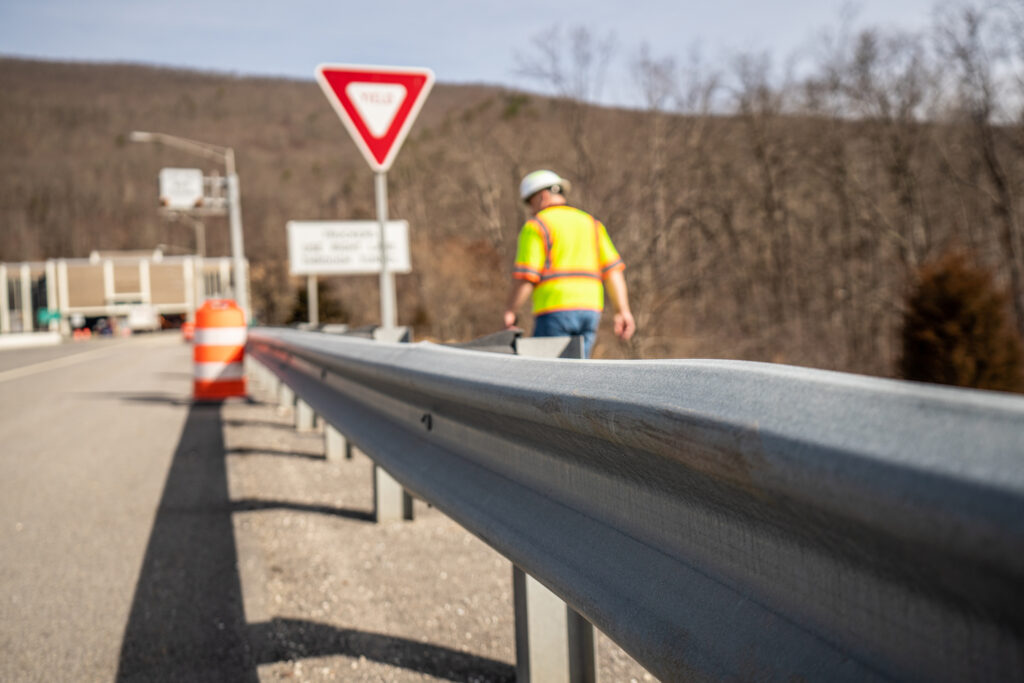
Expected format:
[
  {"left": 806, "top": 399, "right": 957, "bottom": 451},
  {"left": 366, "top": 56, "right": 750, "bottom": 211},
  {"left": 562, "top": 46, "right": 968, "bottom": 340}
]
[{"left": 503, "top": 169, "right": 635, "bottom": 357}]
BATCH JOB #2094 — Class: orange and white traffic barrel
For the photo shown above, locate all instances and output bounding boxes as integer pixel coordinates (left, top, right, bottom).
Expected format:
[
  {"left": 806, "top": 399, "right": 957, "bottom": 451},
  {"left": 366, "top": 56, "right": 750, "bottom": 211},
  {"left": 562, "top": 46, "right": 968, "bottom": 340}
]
[
  {"left": 193, "top": 299, "right": 247, "bottom": 400},
  {"left": 182, "top": 321, "right": 195, "bottom": 342}
]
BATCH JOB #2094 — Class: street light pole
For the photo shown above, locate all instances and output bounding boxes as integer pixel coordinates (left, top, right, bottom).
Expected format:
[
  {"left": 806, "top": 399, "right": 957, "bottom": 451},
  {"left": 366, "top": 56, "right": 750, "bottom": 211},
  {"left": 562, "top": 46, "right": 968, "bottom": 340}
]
[
  {"left": 223, "top": 147, "right": 248, "bottom": 321},
  {"left": 129, "top": 131, "right": 250, "bottom": 321},
  {"left": 193, "top": 220, "right": 206, "bottom": 258}
]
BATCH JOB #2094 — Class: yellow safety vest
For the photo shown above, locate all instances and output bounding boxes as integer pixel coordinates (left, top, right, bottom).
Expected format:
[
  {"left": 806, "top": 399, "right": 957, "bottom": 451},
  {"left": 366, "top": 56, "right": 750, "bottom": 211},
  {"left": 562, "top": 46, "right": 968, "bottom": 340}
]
[{"left": 513, "top": 205, "right": 624, "bottom": 315}]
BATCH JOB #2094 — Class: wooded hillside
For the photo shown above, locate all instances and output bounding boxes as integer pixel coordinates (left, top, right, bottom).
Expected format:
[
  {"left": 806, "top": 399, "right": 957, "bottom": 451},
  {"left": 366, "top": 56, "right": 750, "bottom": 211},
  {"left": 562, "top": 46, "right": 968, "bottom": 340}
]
[{"left": 2, "top": 5, "right": 1023, "bottom": 376}]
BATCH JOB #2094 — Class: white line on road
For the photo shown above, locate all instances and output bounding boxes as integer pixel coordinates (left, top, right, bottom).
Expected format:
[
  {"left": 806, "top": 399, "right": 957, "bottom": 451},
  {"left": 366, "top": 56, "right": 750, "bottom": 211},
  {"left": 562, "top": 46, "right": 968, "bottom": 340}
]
[{"left": 0, "top": 336, "right": 179, "bottom": 384}]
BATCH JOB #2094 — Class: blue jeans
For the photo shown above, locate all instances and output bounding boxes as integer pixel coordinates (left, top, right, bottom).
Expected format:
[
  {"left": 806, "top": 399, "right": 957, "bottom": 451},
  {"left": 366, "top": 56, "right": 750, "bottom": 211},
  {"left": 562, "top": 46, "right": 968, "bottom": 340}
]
[{"left": 533, "top": 310, "right": 601, "bottom": 358}]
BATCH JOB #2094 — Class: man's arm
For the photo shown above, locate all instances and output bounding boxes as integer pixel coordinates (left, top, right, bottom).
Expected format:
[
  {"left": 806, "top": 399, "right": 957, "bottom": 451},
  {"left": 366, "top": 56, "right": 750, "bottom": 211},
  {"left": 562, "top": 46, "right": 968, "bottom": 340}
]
[
  {"left": 604, "top": 269, "right": 635, "bottom": 340},
  {"left": 504, "top": 280, "right": 534, "bottom": 329}
]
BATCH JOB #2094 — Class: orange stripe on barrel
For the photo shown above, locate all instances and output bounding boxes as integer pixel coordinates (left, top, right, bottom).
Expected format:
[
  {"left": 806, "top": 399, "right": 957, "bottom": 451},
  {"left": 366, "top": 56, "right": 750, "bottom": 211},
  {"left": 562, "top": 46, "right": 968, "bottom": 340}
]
[
  {"left": 194, "top": 379, "right": 247, "bottom": 400},
  {"left": 194, "top": 345, "right": 245, "bottom": 363}
]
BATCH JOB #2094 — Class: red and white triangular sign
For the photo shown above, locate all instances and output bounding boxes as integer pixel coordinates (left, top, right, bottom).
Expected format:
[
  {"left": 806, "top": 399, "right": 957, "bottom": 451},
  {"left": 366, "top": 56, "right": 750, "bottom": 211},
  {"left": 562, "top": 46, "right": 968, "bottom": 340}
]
[{"left": 315, "top": 63, "right": 435, "bottom": 173}]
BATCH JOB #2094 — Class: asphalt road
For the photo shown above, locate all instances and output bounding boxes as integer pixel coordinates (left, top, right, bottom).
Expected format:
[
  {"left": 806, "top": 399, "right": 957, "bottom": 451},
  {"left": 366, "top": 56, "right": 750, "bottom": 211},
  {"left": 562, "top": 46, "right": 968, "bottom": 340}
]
[
  {"left": 0, "top": 333, "right": 652, "bottom": 682},
  {"left": 0, "top": 333, "right": 193, "bottom": 681}
]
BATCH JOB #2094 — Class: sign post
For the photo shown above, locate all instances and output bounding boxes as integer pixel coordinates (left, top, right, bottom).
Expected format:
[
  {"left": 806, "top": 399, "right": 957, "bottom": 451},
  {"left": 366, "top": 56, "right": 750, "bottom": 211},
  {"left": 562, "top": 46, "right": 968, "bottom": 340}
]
[
  {"left": 315, "top": 63, "right": 434, "bottom": 329},
  {"left": 375, "top": 171, "right": 393, "bottom": 327},
  {"left": 307, "top": 275, "right": 319, "bottom": 326}
]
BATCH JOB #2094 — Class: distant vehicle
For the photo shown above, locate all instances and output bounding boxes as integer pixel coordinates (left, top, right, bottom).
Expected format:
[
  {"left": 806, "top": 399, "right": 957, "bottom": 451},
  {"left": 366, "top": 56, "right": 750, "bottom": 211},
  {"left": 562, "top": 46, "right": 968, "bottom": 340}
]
[{"left": 126, "top": 305, "right": 160, "bottom": 333}]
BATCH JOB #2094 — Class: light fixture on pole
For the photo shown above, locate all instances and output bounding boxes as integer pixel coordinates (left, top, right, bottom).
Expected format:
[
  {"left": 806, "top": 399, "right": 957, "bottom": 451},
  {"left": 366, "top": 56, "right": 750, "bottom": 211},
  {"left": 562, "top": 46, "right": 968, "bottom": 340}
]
[{"left": 129, "top": 131, "right": 249, "bottom": 321}]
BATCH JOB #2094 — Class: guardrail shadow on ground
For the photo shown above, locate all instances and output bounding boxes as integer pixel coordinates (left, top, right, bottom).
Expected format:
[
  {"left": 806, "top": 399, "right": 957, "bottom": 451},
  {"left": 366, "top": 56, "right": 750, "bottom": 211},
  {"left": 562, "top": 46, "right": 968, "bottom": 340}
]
[
  {"left": 115, "top": 402, "right": 511, "bottom": 682},
  {"left": 76, "top": 391, "right": 193, "bottom": 406},
  {"left": 232, "top": 497, "right": 373, "bottom": 522},
  {"left": 249, "top": 618, "right": 514, "bottom": 681},
  {"left": 222, "top": 417, "right": 311, "bottom": 432},
  {"left": 227, "top": 446, "right": 325, "bottom": 461}
]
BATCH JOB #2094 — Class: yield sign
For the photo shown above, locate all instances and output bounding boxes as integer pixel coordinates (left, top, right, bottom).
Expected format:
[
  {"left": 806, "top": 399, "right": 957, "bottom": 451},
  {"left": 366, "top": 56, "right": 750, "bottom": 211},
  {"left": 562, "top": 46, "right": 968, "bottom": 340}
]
[{"left": 315, "top": 63, "right": 435, "bottom": 172}]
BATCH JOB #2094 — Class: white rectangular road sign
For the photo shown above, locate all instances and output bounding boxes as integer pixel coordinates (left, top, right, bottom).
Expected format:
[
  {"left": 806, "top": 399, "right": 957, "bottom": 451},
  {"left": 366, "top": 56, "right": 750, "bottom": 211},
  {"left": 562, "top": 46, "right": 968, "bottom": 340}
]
[
  {"left": 287, "top": 220, "right": 411, "bottom": 276},
  {"left": 158, "top": 167, "right": 204, "bottom": 210}
]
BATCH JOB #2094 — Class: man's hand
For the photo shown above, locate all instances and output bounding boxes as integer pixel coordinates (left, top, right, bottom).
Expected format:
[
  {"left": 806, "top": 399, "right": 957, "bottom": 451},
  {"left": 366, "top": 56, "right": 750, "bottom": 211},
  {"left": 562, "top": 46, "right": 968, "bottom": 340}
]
[
  {"left": 504, "top": 281, "right": 534, "bottom": 331},
  {"left": 604, "top": 270, "right": 635, "bottom": 341},
  {"left": 614, "top": 311, "right": 636, "bottom": 341}
]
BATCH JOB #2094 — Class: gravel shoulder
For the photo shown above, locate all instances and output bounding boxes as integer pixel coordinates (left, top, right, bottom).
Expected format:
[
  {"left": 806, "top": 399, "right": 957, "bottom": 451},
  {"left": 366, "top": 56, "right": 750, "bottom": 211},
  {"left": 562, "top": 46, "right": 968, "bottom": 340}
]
[{"left": 228, "top": 376, "right": 655, "bottom": 682}]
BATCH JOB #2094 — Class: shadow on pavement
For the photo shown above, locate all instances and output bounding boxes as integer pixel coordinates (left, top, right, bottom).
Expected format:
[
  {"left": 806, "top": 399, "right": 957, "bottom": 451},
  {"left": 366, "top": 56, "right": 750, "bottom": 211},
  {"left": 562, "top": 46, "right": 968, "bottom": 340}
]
[
  {"left": 227, "top": 446, "right": 325, "bottom": 461},
  {"left": 77, "top": 391, "right": 192, "bottom": 406},
  {"left": 222, "top": 418, "right": 311, "bottom": 432},
  {"left": 81, "top": 391, "right": 260, "bottom": 407},
  {"left": 250, "top": 618, "right": 515, "bottom": 682},
  {"left": 116, "top": 403, "right": 254, "bottom": 682},
  {"left": 117, "top": 403, "right": 508, "bottom": 682},
  {"left": 233, "top": 497, "right": 373, "bottom": 522}
]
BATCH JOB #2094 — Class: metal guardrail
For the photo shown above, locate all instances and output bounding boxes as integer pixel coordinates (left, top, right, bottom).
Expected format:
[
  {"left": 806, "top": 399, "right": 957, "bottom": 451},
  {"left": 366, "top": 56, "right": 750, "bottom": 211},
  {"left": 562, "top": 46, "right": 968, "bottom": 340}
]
[{"left": 246, "top": 327, "right": 1024, "bottom": 682}]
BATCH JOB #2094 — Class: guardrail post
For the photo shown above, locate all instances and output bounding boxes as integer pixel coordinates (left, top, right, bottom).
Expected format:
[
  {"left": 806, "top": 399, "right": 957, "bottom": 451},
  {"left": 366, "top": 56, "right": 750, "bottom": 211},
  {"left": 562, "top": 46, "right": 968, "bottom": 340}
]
[
  {"left": 513, "top": 333, "right": 594, "bottom": 682},
  {"left": 514, "top": 567, "right": 595, "bottom": 683},
  {"left": 253, "top": 362, "right": 278, "bottom": 401},
  {"left": 0, "top": 264, "right": 10, "bottom": 334},
  {"left": 278, "top": 383, "right": 295, "bottom": 413},
  {"left": 566, "top": 605, "right": 597, "bottom": 683},
  {"left": 324, "top": 423, "right": 351, "bottom": 462},
  {"left": 265, "top": 365, "right": 273, "bottom": 394},
  {"left": 265, "top": 364, "right": 281, "bottom": 398},
  {"left": 373, "top": 465, "right": 413, "bottom": 522},
  {"left": 248, "top": 357, "right": 269, "bottom": 393},
  {"left": 295, "top": 398, "right": 314, "bottom": 432},
  {"left": 349, "top": 325, "right": 416, "bottom": 521}
]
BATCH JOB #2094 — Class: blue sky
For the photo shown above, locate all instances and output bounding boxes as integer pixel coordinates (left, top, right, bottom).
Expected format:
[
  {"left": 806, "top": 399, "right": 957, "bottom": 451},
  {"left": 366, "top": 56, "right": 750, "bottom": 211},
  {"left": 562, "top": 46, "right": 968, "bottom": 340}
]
[{"left": 1, "top": 0, "right": 938, "bottom": 104}]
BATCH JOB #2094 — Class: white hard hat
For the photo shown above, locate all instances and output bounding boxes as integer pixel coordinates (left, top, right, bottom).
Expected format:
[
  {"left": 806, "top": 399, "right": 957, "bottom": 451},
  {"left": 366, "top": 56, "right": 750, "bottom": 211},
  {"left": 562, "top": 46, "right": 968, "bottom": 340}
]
[{"left": 519, "top": 169, "right": 571, "bottom": 201}]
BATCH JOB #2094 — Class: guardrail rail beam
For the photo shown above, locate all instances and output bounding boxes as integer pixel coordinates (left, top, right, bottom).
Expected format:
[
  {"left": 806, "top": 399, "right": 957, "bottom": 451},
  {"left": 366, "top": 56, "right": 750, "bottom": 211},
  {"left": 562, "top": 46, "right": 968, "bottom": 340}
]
[{"left": 245, "top": 327, "right": 1024, "bottom": 682}]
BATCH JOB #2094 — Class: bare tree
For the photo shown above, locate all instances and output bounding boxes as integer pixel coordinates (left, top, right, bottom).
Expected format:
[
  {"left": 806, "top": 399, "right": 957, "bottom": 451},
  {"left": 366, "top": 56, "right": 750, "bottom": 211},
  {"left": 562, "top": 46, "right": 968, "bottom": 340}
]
[
  {"left": 847, "top": 29, "right": 935, "bottom": 267},
  {"left": 935, "top": 1, "right": 1024, "bottom": 333},
  {"left": 730, "top": 51, "right": 803, "bottom": 349},
  {"left": 620, "top": 44, "right": 723, "bottom": 358},
  {"left": 515, "top": 26, "right": 615, "bottom": 187}
]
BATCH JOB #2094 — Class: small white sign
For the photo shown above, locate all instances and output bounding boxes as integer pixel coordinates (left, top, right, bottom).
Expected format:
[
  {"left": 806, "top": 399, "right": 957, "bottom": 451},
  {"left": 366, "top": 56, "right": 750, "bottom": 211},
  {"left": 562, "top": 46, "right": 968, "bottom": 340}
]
[
  {"left": 158, "top": 168, "right": 204, "bottom": 210},
  {"left": 287, "top": 220, "right": 411, "bottom": 276}
]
